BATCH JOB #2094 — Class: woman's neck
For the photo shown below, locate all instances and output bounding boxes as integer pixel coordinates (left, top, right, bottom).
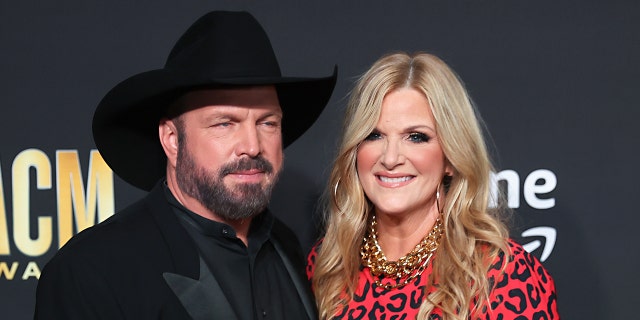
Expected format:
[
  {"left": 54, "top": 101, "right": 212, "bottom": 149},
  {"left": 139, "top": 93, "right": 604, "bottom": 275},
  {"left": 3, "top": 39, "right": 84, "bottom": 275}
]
[{"left": 375, "top": 209, "right": 440, "bottom": 261}]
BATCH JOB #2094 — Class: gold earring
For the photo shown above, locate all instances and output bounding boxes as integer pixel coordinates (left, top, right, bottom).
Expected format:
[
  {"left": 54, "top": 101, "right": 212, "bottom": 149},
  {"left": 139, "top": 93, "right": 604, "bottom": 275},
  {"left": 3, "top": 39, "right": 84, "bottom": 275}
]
[
  {"left": 332, "top": 178, "right": 342, "bottom": 213},
  {"left": 436, "top": 183, "right": 442, "bottom": 214}
]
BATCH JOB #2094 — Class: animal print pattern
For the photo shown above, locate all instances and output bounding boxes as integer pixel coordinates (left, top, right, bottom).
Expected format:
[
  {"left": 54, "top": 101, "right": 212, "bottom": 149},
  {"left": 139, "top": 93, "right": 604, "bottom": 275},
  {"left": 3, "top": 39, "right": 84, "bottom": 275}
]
[{"left": 307, "top": 240, "right": 559, "bottom": 319}]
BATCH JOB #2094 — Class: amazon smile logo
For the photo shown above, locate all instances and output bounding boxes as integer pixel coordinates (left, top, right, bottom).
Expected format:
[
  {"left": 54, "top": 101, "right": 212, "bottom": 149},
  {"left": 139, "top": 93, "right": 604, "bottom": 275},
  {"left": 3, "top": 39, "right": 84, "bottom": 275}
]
[
  {"left": 521, "top": 226, "right": 557, "bottom": 262},
  {"left": 489, "top": 168, "right": 558, "bottom": 262}
]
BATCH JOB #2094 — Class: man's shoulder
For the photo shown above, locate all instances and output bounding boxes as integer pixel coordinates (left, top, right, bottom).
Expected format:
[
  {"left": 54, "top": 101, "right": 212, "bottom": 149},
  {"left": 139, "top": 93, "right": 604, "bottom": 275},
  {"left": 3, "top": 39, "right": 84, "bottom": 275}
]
[
  {"left": 66, "top": 196, "right": 151, "bottom": 244},
  {"left": 45, "top": 192, "right": 168, "bottom": 269}
]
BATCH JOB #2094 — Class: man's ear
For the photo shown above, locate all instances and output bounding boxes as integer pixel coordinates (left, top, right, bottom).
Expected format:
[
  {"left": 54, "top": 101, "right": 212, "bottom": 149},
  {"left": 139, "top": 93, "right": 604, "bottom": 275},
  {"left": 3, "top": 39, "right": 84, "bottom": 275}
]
[{"left": 159, "top": 118, "right": 180, "bottom": 168}]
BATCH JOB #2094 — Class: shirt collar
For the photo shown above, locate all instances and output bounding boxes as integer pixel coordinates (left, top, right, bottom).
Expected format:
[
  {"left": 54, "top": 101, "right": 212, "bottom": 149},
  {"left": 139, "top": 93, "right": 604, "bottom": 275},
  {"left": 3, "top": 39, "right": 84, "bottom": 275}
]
[{"left": 162, "top": 180, "right": 274, "bottom": 244}]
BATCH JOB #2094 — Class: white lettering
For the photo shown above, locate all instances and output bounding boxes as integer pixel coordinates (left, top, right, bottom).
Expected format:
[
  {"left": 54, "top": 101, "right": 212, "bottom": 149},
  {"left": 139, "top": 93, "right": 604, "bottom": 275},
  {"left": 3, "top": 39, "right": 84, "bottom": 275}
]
[
  {"left": 524, "top": 169, "right": 557, "bottom": 209},
  {"left": 490, "top": 169, "right": 557, "bottom": 209}
]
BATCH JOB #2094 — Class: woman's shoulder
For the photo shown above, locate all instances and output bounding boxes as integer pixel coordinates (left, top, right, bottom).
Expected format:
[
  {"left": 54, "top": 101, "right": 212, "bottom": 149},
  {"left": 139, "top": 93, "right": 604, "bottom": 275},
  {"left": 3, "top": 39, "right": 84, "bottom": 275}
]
[
  {"left": 487, "top": 239, "right": 555, "bottom": 289},
  {"left": 499, "top": 239, "right": 554, "bottom": 284},
  {"left": 306, "top": 238, "right": 323, "bottom": 280},
  {"left": 484, "top": 238, "right": 559, "bottom": 318}
]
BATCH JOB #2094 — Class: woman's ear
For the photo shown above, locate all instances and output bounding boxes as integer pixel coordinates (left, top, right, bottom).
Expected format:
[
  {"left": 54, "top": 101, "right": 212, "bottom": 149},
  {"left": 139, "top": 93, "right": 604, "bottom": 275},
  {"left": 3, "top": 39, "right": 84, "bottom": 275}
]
[
  {"left": 444, "top": 160, "right": 454, "bottom": 178},
  {"left": 159, "top": 118, "right": 180, "bottom": 168}
]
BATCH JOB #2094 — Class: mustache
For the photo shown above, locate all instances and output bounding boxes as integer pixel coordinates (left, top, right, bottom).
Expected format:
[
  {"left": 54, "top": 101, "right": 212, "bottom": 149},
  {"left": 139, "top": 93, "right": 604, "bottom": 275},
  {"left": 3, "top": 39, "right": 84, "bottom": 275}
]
[{"left": 220, "top": 156, "right": 274, "bottom": 177}]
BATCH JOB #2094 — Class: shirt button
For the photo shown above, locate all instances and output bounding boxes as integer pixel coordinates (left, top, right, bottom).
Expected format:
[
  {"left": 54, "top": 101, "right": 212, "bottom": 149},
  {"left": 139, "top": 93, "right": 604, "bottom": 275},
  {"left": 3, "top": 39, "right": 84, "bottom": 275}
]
[
  {"left": 222, "top": 227, "right": 230, "bottom": 236},
  {"left": 262, "top": 310, "right": 267, "bottom": 317}
]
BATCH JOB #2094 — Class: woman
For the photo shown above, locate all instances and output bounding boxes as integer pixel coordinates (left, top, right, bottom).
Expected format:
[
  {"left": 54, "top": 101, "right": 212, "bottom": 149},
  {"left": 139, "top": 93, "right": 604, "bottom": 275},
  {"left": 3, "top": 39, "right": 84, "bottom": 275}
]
[{"left": 308, "top": 52, "right": 559, "bottom": 319}]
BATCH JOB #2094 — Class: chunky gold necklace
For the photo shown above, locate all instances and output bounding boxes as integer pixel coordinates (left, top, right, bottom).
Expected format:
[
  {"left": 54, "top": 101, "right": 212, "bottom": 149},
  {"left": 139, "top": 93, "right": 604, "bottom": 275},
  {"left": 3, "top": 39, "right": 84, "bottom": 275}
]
[{"left": 360, "top": 215, "right": 444, "bottom": 290}]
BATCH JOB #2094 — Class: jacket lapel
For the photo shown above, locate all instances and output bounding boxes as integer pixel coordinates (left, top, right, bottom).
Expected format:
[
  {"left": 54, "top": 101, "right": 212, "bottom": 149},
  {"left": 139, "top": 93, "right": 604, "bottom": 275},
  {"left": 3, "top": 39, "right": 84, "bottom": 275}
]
[
  {"left": 144, "top": 183, "right": 238, "bottom": 319},
  {"left": 271, "top": 229, "right": 317, "bottom": 320},
  {"left": 163, "top": 257, "right": 238, "bottom": 320},
  {"left": 144, "top": 183, "right": 199, "bottom": 277}
]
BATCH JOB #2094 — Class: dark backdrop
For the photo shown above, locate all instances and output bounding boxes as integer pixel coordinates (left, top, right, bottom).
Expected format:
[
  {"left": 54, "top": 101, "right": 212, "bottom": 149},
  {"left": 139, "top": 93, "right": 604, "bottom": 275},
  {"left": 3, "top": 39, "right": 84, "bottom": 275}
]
[{"left": 1, "top": 1, "right": 638, "bottom": 319}]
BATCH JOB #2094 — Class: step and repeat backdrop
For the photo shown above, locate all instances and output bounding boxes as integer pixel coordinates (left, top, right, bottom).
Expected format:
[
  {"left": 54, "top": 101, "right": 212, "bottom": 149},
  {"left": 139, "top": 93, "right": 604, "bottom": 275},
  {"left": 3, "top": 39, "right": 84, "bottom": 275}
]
[{"left": 1, "top": 1, "right": 638, "bottom": 319}]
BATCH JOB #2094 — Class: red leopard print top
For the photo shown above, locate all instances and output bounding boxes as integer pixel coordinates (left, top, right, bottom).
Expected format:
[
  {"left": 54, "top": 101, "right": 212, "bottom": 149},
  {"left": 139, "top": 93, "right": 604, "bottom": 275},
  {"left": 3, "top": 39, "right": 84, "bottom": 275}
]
[{"left": 307, "top": 239, "right": 559, "bottom": 319}]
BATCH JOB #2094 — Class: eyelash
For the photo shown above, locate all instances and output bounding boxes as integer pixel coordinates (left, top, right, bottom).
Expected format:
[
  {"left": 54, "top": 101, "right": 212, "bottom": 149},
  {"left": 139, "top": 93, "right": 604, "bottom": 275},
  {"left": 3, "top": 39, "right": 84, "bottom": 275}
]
[
  {"left": 261, "top": 121, "right": 280, "bottom": 127},
  {"left": 408, "top": 132, "right": 430, "bottom": 143},
  {"left": 210, "top": 120, "right": 280, "bottom": 128},
  {"left": 364, "top": 131, "right": 381, "bottom": 141},
  {"left": 363, "top": 131, "right": 431, "bottom": 143},
  {"left": 212, "top": 122, "right": 232, "bottom": 128}
]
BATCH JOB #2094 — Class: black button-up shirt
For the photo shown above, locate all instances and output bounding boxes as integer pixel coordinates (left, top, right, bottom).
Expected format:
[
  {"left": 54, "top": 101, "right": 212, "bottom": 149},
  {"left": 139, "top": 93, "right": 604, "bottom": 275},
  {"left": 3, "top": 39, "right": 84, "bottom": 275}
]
[{"left": 164, "top": 186, "right": 308, "bottom": 320}]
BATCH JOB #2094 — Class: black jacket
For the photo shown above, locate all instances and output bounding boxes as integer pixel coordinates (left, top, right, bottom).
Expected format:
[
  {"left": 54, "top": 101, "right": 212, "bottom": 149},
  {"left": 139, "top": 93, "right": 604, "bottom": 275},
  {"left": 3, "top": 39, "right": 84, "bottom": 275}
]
[{"left": 34, "top": 183, "right": 317, "bottom": 319}]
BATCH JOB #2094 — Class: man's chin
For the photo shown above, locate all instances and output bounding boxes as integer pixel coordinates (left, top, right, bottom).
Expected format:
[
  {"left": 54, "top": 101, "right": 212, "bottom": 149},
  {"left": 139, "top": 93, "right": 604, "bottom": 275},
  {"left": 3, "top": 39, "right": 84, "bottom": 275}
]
[
  {"left": 227, "top": 181, "right": 265, "bottom": 192},
  {"left": 227, "top": 188, "right": 267, "bottom": 201}
]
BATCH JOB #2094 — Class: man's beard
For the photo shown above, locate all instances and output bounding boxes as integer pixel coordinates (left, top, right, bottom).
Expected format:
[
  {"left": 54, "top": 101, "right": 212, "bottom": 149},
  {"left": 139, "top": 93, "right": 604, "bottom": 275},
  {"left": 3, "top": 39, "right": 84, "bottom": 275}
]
[{"left": 175, "top": 145, "right": 280, "bottom": 221}]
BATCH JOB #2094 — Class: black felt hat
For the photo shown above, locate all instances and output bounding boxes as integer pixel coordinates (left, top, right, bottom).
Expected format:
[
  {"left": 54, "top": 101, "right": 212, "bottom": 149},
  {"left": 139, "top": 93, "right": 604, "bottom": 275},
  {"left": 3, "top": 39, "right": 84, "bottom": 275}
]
[{"left": 92, "top": 11, "right": 337, "bottom": 191}]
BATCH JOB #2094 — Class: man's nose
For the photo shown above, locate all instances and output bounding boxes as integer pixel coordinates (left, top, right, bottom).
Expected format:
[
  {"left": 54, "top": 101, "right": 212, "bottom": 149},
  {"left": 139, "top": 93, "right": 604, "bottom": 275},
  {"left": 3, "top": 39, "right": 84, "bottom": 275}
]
[{"left": 235, "top": 124, "right": 261, "bottom": 157}]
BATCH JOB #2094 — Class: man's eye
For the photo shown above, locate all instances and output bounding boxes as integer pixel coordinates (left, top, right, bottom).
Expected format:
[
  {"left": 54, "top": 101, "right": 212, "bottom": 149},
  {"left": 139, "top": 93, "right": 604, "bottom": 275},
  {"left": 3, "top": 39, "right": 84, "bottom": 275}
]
[
  {"left": 212, "top": 122, "right": 232, "bottom": 128},
  {"left": 408, "top": 132, "right": 430, "bottom": 143},
  {"left": 364, "top": 131, "right": 381, "bottom": 141},
  {"left": 262, "top": 121, "right": 280, "bottom": 127}
]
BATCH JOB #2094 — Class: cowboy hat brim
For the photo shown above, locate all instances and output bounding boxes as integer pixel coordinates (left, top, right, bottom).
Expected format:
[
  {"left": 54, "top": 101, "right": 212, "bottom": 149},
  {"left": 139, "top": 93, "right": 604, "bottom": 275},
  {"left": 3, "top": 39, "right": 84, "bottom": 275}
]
[{"left": 92, "top": 66, "right": 337, "bottom": 191}]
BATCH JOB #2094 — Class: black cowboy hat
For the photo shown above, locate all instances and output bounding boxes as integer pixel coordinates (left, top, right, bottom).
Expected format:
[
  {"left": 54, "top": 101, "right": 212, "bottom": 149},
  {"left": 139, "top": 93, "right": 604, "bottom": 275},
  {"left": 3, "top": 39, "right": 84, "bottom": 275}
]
[{"left": 92, "top": 11, "right": 337, "bottom": 191}]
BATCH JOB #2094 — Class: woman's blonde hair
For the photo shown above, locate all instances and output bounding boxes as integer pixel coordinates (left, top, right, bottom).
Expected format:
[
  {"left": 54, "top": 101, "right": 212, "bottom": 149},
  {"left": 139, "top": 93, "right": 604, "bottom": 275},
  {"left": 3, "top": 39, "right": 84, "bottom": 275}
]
[{"left": 313, "top": 52, "right": 510, "bottom": 319}]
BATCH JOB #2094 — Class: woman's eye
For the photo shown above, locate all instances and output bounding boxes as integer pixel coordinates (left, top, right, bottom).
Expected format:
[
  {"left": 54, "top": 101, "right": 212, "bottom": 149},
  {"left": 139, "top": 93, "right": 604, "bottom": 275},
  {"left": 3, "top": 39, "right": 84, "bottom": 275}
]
[
  {"left": 408, "top": 132, "right": 430, "bottom": 143},
  {"left": 364, "top": 131, "right": 382, "bottom": 141}
]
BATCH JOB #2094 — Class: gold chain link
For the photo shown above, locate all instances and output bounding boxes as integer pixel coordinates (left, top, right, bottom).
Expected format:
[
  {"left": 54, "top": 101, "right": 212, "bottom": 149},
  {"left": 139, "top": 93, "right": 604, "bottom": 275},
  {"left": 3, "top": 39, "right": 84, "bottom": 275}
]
[{"left": 360, "top": 215, "right": 443, "bottom": 290}]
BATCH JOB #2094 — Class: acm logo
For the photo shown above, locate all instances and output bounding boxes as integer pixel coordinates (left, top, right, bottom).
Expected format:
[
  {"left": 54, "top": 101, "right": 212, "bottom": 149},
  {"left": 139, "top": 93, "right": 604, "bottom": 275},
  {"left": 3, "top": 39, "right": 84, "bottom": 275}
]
[{"left": 0, "top": 148, "right": 114, "bottom": 280}]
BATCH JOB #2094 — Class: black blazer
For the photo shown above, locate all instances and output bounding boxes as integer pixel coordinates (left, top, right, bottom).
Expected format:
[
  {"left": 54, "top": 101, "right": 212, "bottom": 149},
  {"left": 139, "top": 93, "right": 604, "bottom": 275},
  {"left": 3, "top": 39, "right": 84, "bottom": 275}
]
[{"left": 34, "top": 183, "right": 317, "bottom": 320}]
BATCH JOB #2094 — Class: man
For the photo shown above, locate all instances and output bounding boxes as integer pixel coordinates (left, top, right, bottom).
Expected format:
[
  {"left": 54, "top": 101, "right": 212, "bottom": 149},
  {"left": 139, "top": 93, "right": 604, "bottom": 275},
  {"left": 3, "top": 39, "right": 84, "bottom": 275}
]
[{"left": 34, "top": 11, "right": 336, "bottom": 319}]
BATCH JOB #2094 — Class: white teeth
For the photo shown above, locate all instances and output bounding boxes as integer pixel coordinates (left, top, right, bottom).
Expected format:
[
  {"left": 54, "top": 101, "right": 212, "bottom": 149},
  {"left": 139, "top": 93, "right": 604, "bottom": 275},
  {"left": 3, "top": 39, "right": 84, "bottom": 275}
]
[{"left": 379, "top": 176, "right": 412, "bottom": 183}]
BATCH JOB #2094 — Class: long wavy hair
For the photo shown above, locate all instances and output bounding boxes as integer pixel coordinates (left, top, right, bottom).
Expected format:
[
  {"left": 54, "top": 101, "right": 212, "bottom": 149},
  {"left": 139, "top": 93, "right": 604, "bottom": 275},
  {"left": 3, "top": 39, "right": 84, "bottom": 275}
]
[{"left": 312, "top": 52, "right": 510, "bottom": 319}]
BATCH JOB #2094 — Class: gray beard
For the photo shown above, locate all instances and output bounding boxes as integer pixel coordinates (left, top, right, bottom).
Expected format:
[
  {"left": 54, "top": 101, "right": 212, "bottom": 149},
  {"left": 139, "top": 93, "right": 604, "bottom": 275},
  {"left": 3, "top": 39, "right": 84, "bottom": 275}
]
[{"left": 175, "top": 146, "right": 279, "bottom": 221}]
